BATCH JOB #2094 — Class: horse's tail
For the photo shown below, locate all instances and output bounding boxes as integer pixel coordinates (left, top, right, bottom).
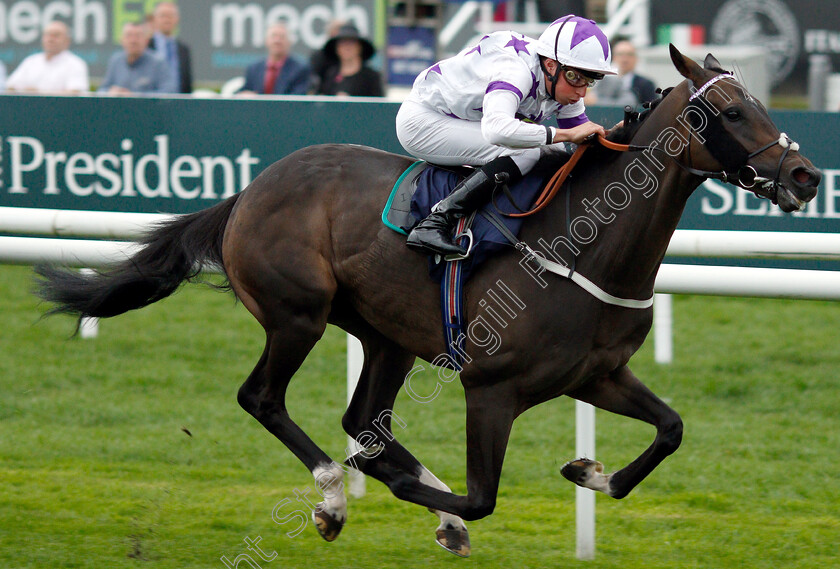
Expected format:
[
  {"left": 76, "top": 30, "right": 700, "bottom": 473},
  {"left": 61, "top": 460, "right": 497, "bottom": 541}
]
[{"left": 35, "top": 194, "right": 241, "bottom": 323}]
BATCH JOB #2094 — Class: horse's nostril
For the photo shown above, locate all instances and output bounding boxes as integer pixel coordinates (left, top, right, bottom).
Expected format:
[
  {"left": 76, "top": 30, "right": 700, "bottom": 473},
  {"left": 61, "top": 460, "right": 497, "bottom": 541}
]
[{"left": 792, "top": 167, "right": 820, "bottom": 188}]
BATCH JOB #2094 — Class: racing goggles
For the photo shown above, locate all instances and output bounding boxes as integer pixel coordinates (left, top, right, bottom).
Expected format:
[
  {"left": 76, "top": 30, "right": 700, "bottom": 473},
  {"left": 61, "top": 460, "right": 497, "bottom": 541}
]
[{"left": 561, "top": 66, "right": 603, "bottom": 88}]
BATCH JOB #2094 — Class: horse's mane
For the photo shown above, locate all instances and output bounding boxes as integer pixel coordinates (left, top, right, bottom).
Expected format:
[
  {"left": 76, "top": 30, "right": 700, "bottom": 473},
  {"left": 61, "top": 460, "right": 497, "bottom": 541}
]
[
  {"left": 590, "top": 63, "right": 730, "bottom": 152},
  {"left": 573, "top": 85, "right": 677, "bottom": 171},
  {"left": 608, "top": 87, "right": 675, "bottom": 143}
]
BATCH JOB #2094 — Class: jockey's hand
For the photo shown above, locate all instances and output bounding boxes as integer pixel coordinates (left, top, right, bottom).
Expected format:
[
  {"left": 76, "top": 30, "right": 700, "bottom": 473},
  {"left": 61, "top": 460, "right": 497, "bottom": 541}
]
[
  {"left": 554, "top": 121, "right": 607, "bottom": 144},
  {"left": 601, "top": 120, "right": 625, "bottom": 140}
]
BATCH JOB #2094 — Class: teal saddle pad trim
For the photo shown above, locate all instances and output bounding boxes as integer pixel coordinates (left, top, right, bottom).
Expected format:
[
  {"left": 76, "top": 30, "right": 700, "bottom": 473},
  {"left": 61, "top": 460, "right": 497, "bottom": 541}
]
[{"left": 382, "top": 160, "right": 428, "bottom": 235}]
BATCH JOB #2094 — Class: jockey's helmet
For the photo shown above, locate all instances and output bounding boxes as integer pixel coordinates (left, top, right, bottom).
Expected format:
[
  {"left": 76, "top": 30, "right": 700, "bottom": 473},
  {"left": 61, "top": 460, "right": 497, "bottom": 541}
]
[{"left": 535, "top": 15, "right": 617, "bottom": 77}]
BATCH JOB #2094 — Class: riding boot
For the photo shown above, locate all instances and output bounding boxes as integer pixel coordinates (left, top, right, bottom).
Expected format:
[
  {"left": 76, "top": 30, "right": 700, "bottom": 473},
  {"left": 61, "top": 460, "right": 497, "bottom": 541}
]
[{"left": 406, "top": 157, "right": 520, "bottom": 257}]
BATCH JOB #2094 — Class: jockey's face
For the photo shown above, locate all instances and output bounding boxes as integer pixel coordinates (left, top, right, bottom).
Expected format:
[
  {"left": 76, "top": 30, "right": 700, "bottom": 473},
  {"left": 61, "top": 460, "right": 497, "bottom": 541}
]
[{"left": 543, "top": 59, "right": 588, "bottom": 105}]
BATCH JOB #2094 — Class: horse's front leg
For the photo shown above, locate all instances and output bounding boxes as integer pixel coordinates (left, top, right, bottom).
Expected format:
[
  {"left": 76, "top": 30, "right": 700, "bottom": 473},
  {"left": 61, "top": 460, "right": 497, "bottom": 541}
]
[{"left": 563, "top": 365, "right": 683, "bottom": 499}]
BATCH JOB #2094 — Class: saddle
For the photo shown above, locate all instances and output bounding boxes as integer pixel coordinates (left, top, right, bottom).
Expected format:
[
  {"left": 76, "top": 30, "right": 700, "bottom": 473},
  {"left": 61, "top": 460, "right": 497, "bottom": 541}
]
[
  {"left": 382, "top": 155, "right": 571, "bottom": 369},
  {"left": 383, "top": 154, "right": 570, "bottom": 281}
]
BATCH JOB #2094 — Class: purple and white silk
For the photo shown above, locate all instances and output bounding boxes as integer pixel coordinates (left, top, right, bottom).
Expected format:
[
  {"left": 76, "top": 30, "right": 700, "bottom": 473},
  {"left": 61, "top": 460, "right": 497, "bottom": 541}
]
[
  {"left": 397, "top": 30, "right": 587, "bottom": 173},
  {"left": 396, "top": 99, "right": 570, "bottom": 174}
]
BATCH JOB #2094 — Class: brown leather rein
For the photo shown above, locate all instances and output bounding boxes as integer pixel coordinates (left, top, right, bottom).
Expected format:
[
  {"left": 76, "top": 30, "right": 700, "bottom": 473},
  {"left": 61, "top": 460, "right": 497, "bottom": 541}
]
[{"left": 502, "top": 134, "right": 630, "bottom": 218}]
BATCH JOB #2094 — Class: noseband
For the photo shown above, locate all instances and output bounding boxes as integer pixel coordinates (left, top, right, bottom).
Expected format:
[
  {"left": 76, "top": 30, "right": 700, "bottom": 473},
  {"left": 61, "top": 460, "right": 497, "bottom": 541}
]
[{"left": 734, "top": 133, "right": 800, "bottom": 203}]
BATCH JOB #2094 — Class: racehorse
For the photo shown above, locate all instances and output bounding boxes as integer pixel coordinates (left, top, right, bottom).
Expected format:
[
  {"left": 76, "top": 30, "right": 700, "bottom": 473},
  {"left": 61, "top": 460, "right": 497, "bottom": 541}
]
[{"left": 35, "top": 46, "right": 820, "bottom": 557}]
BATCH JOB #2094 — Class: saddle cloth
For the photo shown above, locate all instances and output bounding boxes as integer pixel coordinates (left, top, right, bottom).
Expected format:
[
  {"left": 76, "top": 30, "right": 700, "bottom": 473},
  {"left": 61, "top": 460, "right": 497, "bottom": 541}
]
[
  {"left": 382, "top": 160, "right": 555, "bottom": 282},
  {"left": 382, "top": 157, "right": 567, "bottom": 369}
]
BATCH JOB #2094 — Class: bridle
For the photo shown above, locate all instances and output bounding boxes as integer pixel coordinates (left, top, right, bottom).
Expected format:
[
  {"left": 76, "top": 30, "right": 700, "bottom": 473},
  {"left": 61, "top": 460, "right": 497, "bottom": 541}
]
[
  {"left": 487, "top": 72, "right": 804, "bottom": 310},
  {"left": 501, "top": 73, "right": 801, "bottom": 218},
  {"left": 678, "top": 131, "right": 801, "bottom": 205},
  {"left": 675, "top": 73, "right": 801, "bottom": 205}
]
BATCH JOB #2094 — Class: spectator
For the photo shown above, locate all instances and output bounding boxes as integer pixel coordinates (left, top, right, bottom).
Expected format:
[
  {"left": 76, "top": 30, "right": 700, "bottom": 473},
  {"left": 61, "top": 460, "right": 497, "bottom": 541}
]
[
  {"left": 590, "top": 37, "right": 657, "bottom": 108},
  {"left": 142, "top": 12, "right": 155, "bottom": 41},
  {"left": 148, "top": 1, "right": 192, "bottom": 93},
  {"left": 317, "top": 24, "right": 383, "bottom": 97},
  {"left": 99, "top": 22, "right": 177, "bottom": 95},
  {"left": 238, "top": 23, "right": 309, "bottom": 96},
  {"left": 5, "top": 21, "right": 89, "bottom": 94},
  {"left": 309, "top": 19, "right": 345, "bottom": 94}
]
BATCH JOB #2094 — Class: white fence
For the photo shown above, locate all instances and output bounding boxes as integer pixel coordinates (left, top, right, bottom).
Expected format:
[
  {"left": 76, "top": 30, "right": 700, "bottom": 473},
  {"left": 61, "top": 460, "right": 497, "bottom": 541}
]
[{"left": 3, "top": 205, "right": 840, "bottom": 560}]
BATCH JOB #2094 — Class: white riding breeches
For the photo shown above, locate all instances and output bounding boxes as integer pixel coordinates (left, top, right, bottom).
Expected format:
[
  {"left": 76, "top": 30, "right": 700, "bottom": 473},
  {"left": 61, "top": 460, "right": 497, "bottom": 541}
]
[{"left": 396, "top": 99, "right": 568, "bottom": 175}]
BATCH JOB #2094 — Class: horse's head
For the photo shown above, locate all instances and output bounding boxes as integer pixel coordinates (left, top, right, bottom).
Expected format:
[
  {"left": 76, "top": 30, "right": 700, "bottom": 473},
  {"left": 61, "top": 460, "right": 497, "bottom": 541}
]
[{"left": 668, "top": 45, "right": 821, "bottom": 212}]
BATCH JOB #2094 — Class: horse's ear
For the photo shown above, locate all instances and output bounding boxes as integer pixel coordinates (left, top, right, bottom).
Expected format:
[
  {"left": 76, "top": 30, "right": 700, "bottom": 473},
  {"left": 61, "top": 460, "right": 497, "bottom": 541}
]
[
  {"left": 669, "top": 43, "right": 703, "bottom": 81},
  {"left": 704, "top": 53, "right": 724, "bottom": 71}
]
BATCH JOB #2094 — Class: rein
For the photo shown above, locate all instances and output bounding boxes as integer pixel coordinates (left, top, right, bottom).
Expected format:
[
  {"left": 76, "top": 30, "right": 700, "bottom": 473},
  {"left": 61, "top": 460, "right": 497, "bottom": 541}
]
[
  {"left": 503, "top": 74, "right": 801, "bottom": 219},
  {"left": 501, "top": 134, "right": 628, "bottom": 218},
  {"left": 485, "top": 134, "right": 654, "bottom": 310},
  {"left": 484, "top": 74, "right": 800, "bottom": 309}
]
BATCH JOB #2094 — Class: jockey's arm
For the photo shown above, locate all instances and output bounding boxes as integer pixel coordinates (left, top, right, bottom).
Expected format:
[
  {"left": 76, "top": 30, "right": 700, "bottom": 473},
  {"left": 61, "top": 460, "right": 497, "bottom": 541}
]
[
  {"left": 481, "top": 89, "right": 606, "bottom": 148},
  {"left": 480, "top": 89, "right": 555, "bottom": 148},
  {"left": 551, "top": 121, "right": 607, "bottom": 144}
]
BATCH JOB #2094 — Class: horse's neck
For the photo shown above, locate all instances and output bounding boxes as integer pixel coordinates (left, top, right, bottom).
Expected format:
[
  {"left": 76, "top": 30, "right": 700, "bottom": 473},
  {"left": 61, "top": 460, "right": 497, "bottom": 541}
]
[{"left": 541, "top": 86, "right": 702, "bottom": 298}]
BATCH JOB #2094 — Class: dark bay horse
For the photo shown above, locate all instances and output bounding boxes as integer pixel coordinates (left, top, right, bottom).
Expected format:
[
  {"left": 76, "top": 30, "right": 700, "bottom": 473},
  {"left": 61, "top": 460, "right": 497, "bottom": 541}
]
[{"left": 35, "top": 46, "right": 820, "bottom": 557}]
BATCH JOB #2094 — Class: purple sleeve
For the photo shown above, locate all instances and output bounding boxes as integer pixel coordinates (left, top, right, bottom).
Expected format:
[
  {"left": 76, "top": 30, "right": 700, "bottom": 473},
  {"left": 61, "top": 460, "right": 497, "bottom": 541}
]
[
  {"left": 486, "top": 80, "right": 524, "bottom": 101},
  {"left": 556, "top": 112, "right": 589, "bottom": 129}
]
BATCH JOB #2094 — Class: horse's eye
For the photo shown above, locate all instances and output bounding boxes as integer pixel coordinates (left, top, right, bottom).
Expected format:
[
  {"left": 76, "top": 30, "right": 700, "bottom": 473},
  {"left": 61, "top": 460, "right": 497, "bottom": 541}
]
[{"left": 724, "top": 108, "right": 742, "bottom": 121}]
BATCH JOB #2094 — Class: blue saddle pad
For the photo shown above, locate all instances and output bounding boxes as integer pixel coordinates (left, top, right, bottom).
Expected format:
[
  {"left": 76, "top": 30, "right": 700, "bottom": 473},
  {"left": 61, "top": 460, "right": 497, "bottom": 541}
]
[{"left": 402, "top": 165, "right": 548, "bottom": 282}]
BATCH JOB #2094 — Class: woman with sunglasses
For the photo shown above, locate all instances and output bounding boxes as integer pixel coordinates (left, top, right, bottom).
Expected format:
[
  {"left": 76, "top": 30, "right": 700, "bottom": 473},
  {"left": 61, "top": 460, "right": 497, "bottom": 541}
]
[{"left": 396, "top": 15, "right": 617, "bottom": 257}]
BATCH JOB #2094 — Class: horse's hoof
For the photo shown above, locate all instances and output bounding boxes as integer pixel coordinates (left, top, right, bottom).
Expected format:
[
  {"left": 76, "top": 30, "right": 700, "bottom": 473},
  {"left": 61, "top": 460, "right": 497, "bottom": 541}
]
[
  {"left": 561, "top": 458, "right": 604, "bottom": 486},
  {"left": 435, "top": 527, "right": 471, "bottom": 557},
  {"left": 313, "top": 505, "right": 344, "bottom": 542}
]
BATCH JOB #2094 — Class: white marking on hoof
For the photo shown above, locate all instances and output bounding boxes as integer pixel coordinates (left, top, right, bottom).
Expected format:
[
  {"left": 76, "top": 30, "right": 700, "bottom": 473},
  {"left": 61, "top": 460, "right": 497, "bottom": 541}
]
[
  {"left": 561, "top": 458, "right": 614, "bottom": 496},
  {"left": 417, "top": 467, "right": 468, "bottom": 535},
  {"left": 312, "top": 462, "right": 347, "bottom": 537}
]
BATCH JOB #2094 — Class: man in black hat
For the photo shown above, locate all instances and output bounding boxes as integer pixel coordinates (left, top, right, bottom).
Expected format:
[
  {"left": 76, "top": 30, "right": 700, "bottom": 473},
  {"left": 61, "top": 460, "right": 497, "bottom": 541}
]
[{"left": 316, "top": 23, "right": 383, "bottom": 97}]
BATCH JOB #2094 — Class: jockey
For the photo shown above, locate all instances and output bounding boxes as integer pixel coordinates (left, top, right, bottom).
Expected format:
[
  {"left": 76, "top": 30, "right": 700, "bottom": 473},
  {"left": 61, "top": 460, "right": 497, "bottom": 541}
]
[{"left": 396, "top": 15, "right": 616, "bottom": 257}]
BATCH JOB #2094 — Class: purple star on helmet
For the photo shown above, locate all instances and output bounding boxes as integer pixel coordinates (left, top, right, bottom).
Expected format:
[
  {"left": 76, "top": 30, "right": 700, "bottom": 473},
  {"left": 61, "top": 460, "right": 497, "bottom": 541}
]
[
  {"left": 569, "top": 18, "right": 610, "bottom": 60},
  {"left": 528, "top": 71, "right": 539, "bottom": 100},
  {"left": 425, "top": 63, "right": 442, "bottom": 79},
  {"left": 505, "top": 34, "right": 530, "bottom": 55}
]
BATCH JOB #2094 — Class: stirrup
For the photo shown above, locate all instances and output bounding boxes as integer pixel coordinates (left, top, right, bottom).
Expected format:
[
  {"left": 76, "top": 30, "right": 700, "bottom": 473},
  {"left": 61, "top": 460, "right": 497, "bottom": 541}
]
[{"left": 435, "top": 228, "right": 474, "bottom": 264}]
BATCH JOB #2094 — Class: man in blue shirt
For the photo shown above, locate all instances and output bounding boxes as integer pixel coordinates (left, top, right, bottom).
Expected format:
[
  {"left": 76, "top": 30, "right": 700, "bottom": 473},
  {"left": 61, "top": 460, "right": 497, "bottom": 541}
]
[{"left": 99, "top": 22, "right": 177, "bottom": 95}]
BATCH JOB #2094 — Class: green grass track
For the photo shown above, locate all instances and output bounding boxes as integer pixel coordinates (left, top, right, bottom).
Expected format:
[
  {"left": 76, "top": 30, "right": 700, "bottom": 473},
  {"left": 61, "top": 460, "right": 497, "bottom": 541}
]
[{"left": 1, "top": 265, "right": 838, "bottom": 568}]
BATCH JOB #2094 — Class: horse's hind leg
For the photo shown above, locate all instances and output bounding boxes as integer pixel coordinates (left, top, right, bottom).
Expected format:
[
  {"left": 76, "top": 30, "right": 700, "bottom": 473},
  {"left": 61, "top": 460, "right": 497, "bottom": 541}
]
[
  {"left": 238, "top": 324, "right": 348, "bottom": 541},
  {"left": 340, "top": 331, "right": 470, "bottom": 556},
  {"left": 563, "top": 365, "right": 683, "bottom": 499}
]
